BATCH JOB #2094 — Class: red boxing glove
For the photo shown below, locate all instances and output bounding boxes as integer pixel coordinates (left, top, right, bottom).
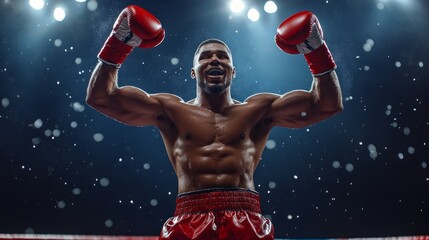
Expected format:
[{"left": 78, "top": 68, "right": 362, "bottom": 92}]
[
  {"left": 98, "top": 5, "right": 165, "bottom": 68},
  {"left": 275, "top": 11, "right": 336, "bottom": 76}
]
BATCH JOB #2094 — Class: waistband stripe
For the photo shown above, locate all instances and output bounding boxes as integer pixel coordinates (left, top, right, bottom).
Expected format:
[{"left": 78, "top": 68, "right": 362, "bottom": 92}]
[{"left": 174, "top": 189, "right": 261, "bottom": 216}]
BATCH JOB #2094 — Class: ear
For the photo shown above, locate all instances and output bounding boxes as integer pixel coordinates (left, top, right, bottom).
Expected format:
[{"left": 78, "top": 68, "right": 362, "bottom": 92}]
[
  {"left": 191, "top": 68, "right": 196, "bottom": 79},
  {"left": 232, "top": 67, "right": 236, "bottom": 78}
]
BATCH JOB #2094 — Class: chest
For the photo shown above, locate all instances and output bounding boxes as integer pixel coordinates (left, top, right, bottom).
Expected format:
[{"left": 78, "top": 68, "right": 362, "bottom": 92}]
[
  {"left": 158, "top": 100, "right": 274, "bottom": 149},
  {"left": 169, "top": 104, "right": 267, "bottom": 145},
  {"left": 181, "top": 110, "right": 248, "bottom": 144}
]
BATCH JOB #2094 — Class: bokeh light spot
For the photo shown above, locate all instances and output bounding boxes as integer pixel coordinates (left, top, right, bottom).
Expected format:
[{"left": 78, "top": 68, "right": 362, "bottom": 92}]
[
  {"left": 247, "top": 8, "right": 260, "bottom": 22},
  {"left": 93, "top": 133, "right": 104, "bottom": 142},
  {"left": 264, "top": 1, "right": 277, "bottom": 13},
  {"left": 87, "top": 0, "right": 98, "bottom": 11},
  {"left": 266, "top": 139, "right": 276, "bottom": 149},
  {"left": 53, "top": 7, "right": 66, "bottom": 22}
]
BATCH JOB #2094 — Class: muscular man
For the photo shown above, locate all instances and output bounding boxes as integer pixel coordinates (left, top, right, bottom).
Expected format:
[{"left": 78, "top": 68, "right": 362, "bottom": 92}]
[{"left": 86, "top": 5, "right": 343, "bottom": 240}]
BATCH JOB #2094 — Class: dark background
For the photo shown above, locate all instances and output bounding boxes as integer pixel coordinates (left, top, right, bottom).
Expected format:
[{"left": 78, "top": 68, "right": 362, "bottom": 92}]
[{"left": 1, "top": 0, "right": 428, "bottom": 238}]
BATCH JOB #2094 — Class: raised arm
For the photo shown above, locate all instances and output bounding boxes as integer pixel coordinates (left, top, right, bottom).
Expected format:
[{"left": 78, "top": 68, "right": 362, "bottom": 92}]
[
  {"left": 268, "top": 11, "right": 343, "bottom": 128},
  {"left": 86, "top": 5, "right": 170, "bottom": 127}
]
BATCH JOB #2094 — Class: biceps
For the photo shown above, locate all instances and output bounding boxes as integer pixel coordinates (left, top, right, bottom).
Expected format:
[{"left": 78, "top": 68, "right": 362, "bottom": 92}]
[
  {"left": 272, "top": 90, "right": 315, "bottom": 115},
  {"left": 115, "top": 86, "right": 161, "bottom": 113},
  {"left": 89, "top": 86, "right": 163, "bottom": 126},
  {"left": 269, "top": 90, "right": 322, "bottom": 127}
]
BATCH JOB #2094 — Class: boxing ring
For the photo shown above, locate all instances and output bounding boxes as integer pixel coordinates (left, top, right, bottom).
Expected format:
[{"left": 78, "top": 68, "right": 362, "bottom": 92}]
[
  {"left": 0, "top": 234, "right": 428, "bottom": 240},
  {"left": 0, "top": 235, "right": 155, "bottom": 240}
]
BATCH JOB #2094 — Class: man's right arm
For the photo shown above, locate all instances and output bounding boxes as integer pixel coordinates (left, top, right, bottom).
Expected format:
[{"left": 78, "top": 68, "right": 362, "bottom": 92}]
[
  {"left": 86, "top": 62, "right": 168, "bottom": 127},
  {"left": 86, "top": 5, "right": 168, "bottom": 127}
]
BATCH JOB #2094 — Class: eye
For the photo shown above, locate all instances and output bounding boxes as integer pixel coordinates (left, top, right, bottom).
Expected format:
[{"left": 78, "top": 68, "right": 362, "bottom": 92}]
[{"left": 199, "top": 54, "right": 210, "bottom": 60}]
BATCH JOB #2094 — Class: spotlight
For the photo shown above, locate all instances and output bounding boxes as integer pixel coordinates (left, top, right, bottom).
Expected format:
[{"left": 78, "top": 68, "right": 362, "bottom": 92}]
[
  {"left": 29, "top": 0, "right": 44, "bottom": 10},
  {"left": 230, "top": 0, "right": 245, "bottom": 13},
  {"left": 53, "top": 7, "right": 66, "bottom": 21},
  {"left": 247, "top": 8, "right": 260, "bottom": 22},
  {"left": 75, "top": 0, "right": 87, "bottom": 2},
  {"left": 264, "top": 1, "right": 277, "bottom": 14}
]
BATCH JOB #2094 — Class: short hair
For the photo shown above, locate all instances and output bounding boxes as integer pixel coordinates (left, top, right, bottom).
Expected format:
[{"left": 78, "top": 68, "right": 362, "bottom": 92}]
[{"left": 193, "top": 38, "right": 233, "bottom": 61}]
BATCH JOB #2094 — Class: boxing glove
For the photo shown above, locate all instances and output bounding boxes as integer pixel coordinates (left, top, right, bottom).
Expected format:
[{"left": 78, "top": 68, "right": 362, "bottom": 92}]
[
  {"left": 275, "top": 11, "right": 336, "bottom": 76},
  {"left": 98, "top": 5, "right": 165, "bottom": 68}
]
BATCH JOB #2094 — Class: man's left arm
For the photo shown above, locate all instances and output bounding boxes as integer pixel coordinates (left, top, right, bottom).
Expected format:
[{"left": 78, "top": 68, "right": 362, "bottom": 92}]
[
  {"left": 269, "top": 71, "right": 342, "bottom": 128},
  {"left": 268, "top": 11, "right": 343, "bottom": 128}
]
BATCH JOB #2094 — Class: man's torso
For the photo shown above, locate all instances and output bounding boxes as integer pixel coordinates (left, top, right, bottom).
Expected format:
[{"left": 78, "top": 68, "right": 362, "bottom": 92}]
[{"left": 155, "top": 94, "right": 276, "bottom": 193}]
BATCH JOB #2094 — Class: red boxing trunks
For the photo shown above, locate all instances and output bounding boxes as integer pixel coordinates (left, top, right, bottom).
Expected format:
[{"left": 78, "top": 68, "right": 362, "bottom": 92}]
[{"left": 159, "top": 188, "right": 274, "bottom": 240}]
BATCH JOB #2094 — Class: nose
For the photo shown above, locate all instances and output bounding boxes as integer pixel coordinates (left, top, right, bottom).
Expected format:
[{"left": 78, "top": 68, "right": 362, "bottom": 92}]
[{"left": 209, "top": 54, "right": 220, "bottom": 65}]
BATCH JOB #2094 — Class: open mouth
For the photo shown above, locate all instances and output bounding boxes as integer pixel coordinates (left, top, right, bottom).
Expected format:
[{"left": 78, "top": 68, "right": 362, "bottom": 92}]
[{"left": 206, "top": 68, "right": 224, "bottom": 77}]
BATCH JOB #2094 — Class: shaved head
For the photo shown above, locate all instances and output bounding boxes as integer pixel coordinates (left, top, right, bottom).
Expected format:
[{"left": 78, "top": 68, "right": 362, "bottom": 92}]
[{"left": 194, "top": 39, "right": 232, "bottom": 65}]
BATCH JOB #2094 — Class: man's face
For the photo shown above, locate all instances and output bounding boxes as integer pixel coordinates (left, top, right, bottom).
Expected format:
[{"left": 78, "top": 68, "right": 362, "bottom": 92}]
[{"left": 191, "top": 43, "right": 236, "bottom": 95}]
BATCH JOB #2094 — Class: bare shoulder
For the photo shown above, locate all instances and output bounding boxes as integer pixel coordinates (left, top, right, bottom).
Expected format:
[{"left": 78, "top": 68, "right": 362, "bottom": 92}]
[{"left": 244, "top": 92, "right": 280, "bottom": 104}]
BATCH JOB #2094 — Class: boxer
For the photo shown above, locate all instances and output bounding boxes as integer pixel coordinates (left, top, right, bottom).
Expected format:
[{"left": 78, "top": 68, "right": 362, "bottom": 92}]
[{"left": 87, "top": 5, "right": 343, "bottom": 239}]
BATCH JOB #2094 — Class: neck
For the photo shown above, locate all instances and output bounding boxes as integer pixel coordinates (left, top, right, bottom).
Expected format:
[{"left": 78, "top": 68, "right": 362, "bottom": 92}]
[{"left": 194, "top": 88, "right": 233, "bottom": 112}]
